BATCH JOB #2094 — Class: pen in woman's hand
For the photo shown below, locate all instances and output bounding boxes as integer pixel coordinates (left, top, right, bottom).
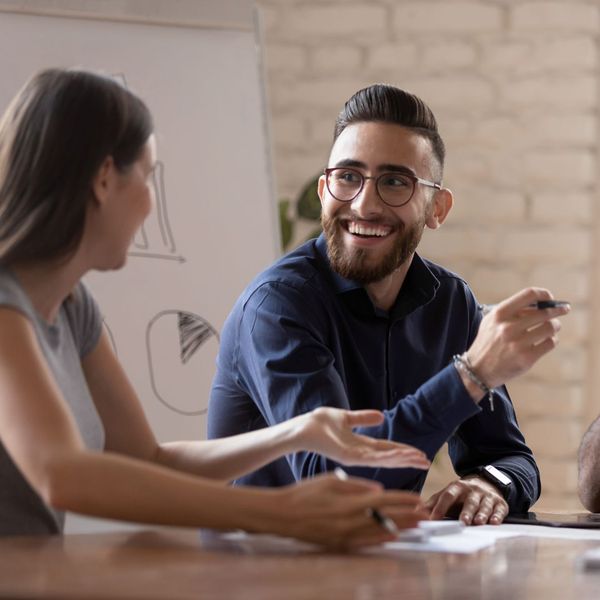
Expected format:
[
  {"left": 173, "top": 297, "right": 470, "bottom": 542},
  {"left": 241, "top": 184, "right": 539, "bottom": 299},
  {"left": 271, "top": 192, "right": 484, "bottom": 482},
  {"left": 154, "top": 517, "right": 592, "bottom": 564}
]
[{"left": 333, "top": 467, "right": 400, "bottom": 536}]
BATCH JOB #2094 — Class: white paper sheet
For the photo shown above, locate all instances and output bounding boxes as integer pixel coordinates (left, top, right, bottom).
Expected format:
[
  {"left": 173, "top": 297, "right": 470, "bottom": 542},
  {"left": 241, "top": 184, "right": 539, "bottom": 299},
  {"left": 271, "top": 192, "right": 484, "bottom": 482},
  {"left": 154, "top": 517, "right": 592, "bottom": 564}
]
[
  {"left": 370, "top": 523, "right": 600, "bottom": 555},
  {"left": 213, "top": 522, "right": 600, "bottom": 557},
  {"left": 368, "top": 526, "right": 518, "bottom": 555},
  {"left": 488, "top": 523, "right": 600, "bottom": 541}
]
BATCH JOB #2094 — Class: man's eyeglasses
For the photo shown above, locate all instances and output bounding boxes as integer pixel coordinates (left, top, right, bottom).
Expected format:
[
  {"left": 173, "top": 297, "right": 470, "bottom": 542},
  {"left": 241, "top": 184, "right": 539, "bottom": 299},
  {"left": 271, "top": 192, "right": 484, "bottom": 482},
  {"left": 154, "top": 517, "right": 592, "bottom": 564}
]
[{"left": 323, "top": 167, "right": 441, "bottom": 208}]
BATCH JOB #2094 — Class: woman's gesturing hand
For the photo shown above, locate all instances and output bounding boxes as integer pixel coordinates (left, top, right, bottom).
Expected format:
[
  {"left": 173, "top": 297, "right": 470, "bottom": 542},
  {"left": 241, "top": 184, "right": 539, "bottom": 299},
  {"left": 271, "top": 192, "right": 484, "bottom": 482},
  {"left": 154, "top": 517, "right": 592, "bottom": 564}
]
[{"left": 296, "top": 407, "right": 431, "bottom": 470}]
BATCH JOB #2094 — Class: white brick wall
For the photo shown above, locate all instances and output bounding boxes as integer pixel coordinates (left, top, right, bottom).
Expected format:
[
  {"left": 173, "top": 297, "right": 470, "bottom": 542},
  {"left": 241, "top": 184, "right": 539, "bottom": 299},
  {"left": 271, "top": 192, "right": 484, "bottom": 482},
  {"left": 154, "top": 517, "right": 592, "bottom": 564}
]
[
  {"left": 277, "top": 5, "right": 387, "bottom": 39},
  {"left": 449, "top": 190, "right": 526, "bottom": 224},
  {"left": 531, "top": 192, "right": 593, "bottom": 225},
  {"left": 309, "top": 44, "right": 363, "bottom": 73},
  {"left": 501, "top": 75, "right": 597, "bottom": 110},
  {"left": 511, "top": 2, "right": 600, "bottom": 31},
  {"left": 258, "top": 0, "right": 600, "bottom": 511},
  {"left": 366, "top": 43, "right": 419, "bottom": 70},
  {"left": 421, "top": 41, "right": 477, "bottom": 70},
  {"left": 510, "top": 381, "right": 585, "bottom": 418},
  {"left": 526, "top": 419, "right": 582, "bottom": 457},
  {"left": 536, "top": 459, "right": 578, "bottom": 494},
  {"left": 393, "top": 2, "right": 503, "bottom": 32},
  {"left": 530, "top": 267, "right": 590, "bottom": 302},
  {"left": 263, "top": 44, "right": 307, "bottom": 74}
]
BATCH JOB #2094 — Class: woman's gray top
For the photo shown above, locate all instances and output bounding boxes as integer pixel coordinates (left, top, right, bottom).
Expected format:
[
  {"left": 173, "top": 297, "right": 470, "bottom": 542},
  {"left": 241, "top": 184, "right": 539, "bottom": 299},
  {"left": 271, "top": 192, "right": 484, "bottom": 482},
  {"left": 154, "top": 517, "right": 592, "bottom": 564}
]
[{"left": 0, "top": 268, "right": 104, "bottom": 535}]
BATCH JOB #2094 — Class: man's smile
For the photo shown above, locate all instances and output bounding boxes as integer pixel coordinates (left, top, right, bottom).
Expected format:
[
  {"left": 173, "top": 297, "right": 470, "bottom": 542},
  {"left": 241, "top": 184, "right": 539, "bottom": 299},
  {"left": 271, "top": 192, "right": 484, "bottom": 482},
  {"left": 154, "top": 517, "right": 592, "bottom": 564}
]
[
  {"left": 337, "top": 217, "right": 397, "bottom": 242},
  {"left": 346, "top": 220, "right": 393, "bottom": 238}
]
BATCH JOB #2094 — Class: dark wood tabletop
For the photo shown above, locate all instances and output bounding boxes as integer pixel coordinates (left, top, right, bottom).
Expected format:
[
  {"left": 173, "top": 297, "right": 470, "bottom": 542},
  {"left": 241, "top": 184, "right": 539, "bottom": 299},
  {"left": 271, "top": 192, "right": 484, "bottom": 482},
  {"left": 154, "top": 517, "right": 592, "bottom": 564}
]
[{"left": 1, "top": 526, "right": 600, "bottom": 599}]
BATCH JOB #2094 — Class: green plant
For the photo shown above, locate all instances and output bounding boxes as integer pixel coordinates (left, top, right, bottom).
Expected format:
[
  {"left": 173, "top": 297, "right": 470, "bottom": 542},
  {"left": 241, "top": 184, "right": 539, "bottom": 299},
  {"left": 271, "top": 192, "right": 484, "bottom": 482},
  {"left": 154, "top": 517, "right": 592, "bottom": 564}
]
[
  {"left": 278, "top": 198, "right": 293, "bottom": 251},
  {"left": 278, "top": 173, "right": 323, "bottom": 252}
]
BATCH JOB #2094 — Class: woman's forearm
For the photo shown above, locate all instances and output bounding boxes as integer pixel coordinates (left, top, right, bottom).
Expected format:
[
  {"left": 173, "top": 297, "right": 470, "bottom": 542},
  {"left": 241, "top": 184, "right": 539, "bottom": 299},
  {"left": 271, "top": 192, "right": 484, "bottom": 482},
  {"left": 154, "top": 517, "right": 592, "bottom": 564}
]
[
  {"left": 47, "top": 448, "right": 284, "bottom": 531},
  {"left": 155, "top": 415, "right": 308, "bottom": 481},
  {"left": 45, "top": 448, "right": 425, "bottom": 549}
]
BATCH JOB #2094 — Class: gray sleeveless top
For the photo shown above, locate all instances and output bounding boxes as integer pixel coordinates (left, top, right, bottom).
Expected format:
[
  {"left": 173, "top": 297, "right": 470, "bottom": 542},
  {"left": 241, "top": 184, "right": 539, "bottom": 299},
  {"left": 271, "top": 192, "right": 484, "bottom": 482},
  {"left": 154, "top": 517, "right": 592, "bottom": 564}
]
[{"left": 0, "top": 268, "right": 105, "bottom": 535}]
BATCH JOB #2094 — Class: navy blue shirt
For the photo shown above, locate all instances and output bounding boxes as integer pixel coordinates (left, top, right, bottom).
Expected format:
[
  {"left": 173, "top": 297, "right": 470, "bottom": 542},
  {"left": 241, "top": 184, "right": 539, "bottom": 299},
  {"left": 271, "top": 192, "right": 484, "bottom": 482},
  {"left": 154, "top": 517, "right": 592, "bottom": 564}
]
[{"left": 208, "top": 235, "right": 540, "bottom": 512}]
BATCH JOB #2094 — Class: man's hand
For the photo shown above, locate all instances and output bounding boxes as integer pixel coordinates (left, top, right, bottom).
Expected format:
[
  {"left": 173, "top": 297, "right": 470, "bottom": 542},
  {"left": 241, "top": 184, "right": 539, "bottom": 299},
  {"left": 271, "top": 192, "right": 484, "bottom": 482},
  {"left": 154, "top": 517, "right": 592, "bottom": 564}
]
[
  {"left": 424, "top": 476, "right": 508, "bottom": 525},
  {"left": 464, "top": 287, "right": 570, "bottom": 397}
]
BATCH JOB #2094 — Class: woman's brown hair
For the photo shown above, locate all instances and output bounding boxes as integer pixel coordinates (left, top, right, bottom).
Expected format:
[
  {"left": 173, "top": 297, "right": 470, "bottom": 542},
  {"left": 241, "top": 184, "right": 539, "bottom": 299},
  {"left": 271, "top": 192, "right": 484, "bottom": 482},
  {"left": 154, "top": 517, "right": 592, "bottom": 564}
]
[{"left": 0, "top": 68, "right": 153, "bottom": 264}]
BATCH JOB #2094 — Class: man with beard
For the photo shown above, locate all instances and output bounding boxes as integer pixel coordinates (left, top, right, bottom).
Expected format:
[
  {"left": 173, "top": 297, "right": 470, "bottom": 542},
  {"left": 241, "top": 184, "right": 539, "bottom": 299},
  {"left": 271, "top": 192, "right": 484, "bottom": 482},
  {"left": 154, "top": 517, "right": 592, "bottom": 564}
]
[{"left": 208, "top": 84, "right": 569, "bottom": 524}]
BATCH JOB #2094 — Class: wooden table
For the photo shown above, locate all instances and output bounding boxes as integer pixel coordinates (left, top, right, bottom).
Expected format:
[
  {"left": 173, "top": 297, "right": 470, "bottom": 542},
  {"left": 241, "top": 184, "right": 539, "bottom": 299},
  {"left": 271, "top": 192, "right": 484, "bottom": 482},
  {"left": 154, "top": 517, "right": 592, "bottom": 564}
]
[{"left": 1, "top": 527, "right": 600, "bottom": 599}]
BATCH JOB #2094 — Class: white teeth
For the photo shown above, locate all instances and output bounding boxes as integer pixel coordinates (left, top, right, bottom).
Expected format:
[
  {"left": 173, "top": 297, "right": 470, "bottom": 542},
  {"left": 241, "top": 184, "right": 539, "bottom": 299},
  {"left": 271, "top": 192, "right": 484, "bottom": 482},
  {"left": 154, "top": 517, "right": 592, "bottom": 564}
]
[{"left": 348, "top": 222, "right": 390, "bottom": 237}]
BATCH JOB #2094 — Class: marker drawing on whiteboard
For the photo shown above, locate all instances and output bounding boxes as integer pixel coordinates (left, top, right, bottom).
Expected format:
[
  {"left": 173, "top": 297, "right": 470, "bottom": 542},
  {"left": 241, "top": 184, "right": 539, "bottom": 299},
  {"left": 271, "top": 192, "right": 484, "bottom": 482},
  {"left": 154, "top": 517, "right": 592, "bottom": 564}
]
[
  {"left": 130, "top": 160, "right": 185, "bottom": 262},
  {"left": 111, "top": 74, "right": 184, "bottom": 264},
  {"left": 146, "top": 310, "right": 219, "bottom": 416}
]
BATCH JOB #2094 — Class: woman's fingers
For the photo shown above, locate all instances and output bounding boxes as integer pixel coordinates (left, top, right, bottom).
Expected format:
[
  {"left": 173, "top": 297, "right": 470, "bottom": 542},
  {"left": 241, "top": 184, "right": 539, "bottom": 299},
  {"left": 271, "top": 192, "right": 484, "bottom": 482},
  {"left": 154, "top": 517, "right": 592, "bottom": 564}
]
[
  {"left": 308, "top": 407, "right": 430, "bottom": 469},
  {"left": 344, "top": 409, "right": 385, "bottom": 427},
  {"left": 340, "top": 434, "right": 430, "bottom": 469},
  {"left": 284, "top": 475, "right": 429, "bottom": 549}
]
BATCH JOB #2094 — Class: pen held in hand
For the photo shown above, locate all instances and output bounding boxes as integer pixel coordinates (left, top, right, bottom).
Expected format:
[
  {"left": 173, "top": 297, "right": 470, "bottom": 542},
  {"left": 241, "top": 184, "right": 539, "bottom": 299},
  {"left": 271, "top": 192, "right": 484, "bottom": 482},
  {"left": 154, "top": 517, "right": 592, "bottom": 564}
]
[
  {"left": 333, "top": 467, "right": 401, "bottom": 536},
  {"left": 366, "top": 507, "right": 401, "bottom": 536},
  {"left": 480, "top": 300, "right": 570, "bottom": 315},
  {"left": 531, "top": 300, "right": 570, "bottom": 309}
]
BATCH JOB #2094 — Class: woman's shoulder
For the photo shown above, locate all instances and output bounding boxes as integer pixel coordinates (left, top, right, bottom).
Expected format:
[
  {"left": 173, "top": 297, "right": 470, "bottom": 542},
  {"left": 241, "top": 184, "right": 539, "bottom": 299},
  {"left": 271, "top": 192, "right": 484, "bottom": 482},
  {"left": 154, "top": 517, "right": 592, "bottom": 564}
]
[
  {"left": 63, "top": 281, "right": 103, "bottom": 357},
  {"left": 0, "top": 265, "right": 36, "bottom": 319}
]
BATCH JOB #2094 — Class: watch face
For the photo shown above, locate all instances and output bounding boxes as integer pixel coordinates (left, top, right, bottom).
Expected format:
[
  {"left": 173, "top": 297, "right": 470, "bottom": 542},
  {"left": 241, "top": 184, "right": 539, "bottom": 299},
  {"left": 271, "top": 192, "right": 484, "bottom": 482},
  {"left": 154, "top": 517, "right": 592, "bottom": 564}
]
[{"left": 484, "top": 465, "right": 512, "bottom": 487}]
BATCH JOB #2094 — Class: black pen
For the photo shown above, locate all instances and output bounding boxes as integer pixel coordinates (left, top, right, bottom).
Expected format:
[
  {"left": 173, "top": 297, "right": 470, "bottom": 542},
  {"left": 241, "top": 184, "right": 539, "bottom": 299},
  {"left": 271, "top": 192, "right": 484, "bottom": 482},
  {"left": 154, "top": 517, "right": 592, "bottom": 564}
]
[
  {"left": 530, "top": 300, "right": 570, "bottom": 309},
  {"left": 480, "top": 300, "right": 570, "bottom": 314},
  {"left": 333, "top": 467, "right": 400, "bottom": 536}
]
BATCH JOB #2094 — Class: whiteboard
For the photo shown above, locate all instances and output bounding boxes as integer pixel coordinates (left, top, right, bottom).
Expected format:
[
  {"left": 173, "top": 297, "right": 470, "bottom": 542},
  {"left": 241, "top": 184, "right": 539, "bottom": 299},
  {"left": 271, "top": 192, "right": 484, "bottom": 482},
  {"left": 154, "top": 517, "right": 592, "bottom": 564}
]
[{"left": 0, "top": 10, "right": 277, "bottom": 529}]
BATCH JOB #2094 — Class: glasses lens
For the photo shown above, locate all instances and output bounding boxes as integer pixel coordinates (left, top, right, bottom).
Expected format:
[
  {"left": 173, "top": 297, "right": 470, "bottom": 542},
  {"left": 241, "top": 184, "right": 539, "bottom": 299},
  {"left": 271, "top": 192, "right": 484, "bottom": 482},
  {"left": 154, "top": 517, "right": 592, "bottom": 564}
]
[
  {"left": 377, "top": 173, "right": 415, "bottom": 206},
  {"left": 327, "top": 168, "right": 362, "bottom": 202}
]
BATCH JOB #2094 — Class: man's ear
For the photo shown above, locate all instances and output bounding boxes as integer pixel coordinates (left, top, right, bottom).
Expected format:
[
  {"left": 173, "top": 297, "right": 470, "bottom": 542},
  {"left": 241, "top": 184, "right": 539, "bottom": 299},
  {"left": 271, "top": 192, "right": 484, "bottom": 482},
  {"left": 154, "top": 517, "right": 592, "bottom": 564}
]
[
  {"left": 91, "top": 156, "right": 116, "bottom": 206},
  {"left": 425, "top": 188, "right": 453, "bottom": 230},
  {"left": 317, "top": 174, "right": 326, "bottom": 205}
]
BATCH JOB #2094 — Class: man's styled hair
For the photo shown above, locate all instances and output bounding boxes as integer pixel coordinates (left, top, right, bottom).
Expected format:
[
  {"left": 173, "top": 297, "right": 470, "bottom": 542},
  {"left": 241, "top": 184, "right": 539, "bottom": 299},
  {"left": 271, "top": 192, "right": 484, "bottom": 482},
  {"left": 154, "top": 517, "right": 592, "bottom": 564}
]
[
  {"left": 0, "top": 68, "right": 153, "bottom": 265},
  {"left": 333, "top": 84, "right": 445, "bottom": 178}
]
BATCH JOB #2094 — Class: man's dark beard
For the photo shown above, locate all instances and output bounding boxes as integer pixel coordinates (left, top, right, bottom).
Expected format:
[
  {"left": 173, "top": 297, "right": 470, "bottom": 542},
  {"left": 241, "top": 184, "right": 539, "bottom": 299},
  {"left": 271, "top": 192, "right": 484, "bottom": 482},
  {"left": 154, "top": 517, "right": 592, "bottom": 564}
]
[{"left": 322, "top": 213, "right": 425, "bottom": 285}]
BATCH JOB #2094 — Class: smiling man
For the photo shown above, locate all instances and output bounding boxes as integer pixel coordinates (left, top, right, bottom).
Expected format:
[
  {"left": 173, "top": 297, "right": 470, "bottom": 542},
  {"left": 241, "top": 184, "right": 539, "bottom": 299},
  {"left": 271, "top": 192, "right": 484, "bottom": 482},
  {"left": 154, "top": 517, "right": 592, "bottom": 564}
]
[{"left": 208, "top": 84, "right": 569, "bottom": 525}]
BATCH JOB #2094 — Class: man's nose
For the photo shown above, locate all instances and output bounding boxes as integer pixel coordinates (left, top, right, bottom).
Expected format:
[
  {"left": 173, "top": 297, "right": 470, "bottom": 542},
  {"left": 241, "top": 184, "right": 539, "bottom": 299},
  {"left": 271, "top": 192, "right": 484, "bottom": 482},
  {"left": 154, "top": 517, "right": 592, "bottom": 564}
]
[{"left": 351, "top": 177, "right": 384, "bottom": 216}]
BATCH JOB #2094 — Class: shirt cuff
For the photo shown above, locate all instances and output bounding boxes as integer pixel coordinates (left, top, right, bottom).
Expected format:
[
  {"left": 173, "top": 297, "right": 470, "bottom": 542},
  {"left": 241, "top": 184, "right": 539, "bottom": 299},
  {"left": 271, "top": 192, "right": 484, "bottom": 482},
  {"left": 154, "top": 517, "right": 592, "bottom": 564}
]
[{"left": 418, "top": 363, "right": 482, "bottom": 431}]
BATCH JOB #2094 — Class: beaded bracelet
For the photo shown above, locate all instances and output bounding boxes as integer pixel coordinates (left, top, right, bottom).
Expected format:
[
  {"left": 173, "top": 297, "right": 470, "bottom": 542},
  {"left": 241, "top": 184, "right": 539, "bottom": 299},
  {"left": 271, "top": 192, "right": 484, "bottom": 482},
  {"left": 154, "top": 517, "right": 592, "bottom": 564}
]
[{"left": 452, "top": 354, "right": 496, "bottom": 412}]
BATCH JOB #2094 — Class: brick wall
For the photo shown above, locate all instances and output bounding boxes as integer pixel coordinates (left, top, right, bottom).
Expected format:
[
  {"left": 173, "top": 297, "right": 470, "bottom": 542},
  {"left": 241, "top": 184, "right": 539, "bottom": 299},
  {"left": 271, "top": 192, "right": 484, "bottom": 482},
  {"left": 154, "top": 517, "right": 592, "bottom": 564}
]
[{"left": 257, "top": 0, "right": 600, "bottom": 510}]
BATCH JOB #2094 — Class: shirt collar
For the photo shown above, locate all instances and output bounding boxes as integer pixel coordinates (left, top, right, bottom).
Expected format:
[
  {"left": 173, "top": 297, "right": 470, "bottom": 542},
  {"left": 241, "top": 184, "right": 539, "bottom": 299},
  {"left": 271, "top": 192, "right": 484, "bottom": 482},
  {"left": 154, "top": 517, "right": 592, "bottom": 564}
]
[{"left": 314, "top": 233, "right": 440, "bottom": 319}]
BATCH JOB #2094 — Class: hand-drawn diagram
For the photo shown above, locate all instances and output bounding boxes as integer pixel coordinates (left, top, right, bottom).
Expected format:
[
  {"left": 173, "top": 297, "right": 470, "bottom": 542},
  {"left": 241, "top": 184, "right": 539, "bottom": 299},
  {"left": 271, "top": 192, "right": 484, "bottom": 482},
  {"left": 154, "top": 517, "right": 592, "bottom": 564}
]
[
  {"left": 112, "top": 72, "right": 185, "bottom": 264},
  {"left": 129, "top": 160, "right": 186, "bottom": 263},
  {"left": 103, "top": 76, "right": 217, "bottom": 418},
  {"left": 146, "top": 310, "right": 219, "bottom": 415}
]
